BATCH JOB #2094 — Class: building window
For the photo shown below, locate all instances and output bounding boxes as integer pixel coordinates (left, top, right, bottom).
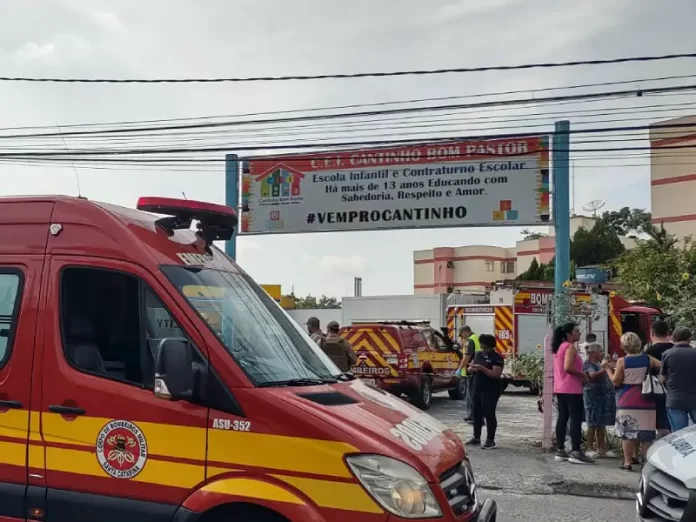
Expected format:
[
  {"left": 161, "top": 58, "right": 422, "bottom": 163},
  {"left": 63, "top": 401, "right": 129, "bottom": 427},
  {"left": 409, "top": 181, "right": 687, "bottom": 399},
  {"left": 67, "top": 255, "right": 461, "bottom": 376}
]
[
  {"left": 501, "top": 261, "right": 516, "bottom": 274},
  {"left": 485, "top": 260, "right": 495, "bottom": 272}
]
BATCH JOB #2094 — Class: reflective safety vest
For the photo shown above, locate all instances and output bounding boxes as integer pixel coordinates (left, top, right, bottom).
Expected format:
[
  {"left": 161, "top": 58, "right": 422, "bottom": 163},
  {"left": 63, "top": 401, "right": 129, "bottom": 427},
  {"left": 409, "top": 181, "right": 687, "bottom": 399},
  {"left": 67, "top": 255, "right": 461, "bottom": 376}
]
[
  {"left": 470, "top": 333, "right": 482, "bottom": 353},
  {"left": 459, "top": 333, "right": 481, "bottom": 376}
]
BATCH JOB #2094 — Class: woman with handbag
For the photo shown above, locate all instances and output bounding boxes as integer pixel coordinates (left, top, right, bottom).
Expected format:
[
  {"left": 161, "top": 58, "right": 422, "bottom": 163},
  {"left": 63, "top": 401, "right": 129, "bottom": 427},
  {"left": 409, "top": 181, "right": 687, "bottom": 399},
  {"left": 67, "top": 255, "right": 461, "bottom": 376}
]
[{"left": 610, "top": 332, "right": 661, "bottom": 471}]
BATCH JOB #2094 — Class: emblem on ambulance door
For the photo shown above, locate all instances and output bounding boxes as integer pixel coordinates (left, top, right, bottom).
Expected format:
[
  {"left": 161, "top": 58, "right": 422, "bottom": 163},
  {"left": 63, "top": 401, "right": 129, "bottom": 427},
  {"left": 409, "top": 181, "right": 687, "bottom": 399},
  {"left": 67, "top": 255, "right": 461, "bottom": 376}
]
[{"left": 96, "top": 420, "right": 148, "bottom": 479}]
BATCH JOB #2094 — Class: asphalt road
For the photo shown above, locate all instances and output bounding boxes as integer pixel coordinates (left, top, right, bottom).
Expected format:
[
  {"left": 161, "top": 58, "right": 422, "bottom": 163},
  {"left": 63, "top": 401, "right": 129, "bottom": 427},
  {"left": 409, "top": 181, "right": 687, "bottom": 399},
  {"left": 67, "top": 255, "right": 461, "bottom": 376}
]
[
  {"left": 483, "top": 490, "right": 636, "bottom": 522},
  {"left": 425, "top": 390, "right": 639, "bottom": 521}
]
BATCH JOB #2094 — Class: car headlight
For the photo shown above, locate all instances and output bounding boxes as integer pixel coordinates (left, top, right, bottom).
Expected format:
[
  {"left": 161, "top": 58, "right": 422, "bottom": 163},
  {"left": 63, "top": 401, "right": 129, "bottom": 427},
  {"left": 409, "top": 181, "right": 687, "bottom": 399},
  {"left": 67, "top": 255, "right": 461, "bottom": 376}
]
[{"left": 347, "top": 455, "right": 442, "bottom": 519}]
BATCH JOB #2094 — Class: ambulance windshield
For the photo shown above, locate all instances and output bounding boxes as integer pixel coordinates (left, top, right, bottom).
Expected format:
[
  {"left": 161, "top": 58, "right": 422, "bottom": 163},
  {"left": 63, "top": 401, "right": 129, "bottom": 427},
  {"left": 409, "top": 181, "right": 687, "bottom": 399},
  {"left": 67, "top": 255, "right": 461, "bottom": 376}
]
[{"left": 161, "top": 265, "right": 341, "bottom": 385}]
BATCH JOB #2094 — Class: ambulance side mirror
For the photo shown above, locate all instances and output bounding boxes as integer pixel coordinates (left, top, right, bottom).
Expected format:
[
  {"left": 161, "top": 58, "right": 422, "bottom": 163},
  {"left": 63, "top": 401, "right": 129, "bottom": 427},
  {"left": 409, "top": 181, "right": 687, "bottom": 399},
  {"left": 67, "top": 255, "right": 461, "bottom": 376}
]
[{"left": 154, "top": 338, "right": 194, "bottom": 401}]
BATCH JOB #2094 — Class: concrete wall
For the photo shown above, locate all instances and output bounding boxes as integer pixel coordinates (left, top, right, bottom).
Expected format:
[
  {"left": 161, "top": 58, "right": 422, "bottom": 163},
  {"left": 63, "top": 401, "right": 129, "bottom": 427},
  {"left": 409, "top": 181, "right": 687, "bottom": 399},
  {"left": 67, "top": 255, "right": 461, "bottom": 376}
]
[
  {"left": 650, "top": 115, "right": 696, "bottom": 239},
  {"left": 413, "top": 245, "right": 515, "bottom": 294}
]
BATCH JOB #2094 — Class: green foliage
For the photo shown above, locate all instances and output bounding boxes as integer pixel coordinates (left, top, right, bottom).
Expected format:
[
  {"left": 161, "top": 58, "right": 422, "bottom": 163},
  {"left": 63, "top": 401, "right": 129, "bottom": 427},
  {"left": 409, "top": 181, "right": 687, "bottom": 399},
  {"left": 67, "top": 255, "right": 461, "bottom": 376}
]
[
  {"left": 616, "top": 229, "right": 696, "bottom": 329},
  {"left": 570, "top": 219, "right": 625, "bottom": 268},
  {"left": 600, "top": 207, "right": 652, "bottom": 237},
  {"left": 552, "top": 284, "right": 600, "bottom": 327},
  {"left": 293, "top": 294, "right": 342, "bottom": 309},
  {"left": 520, "top": 228, "right": 549, "bottom": 241},
  {"left": 517, "top": 220, "right": 624, "bottom": 281},
  {"left": 509, "top": 353, "right": 544, "bottom": 389}
]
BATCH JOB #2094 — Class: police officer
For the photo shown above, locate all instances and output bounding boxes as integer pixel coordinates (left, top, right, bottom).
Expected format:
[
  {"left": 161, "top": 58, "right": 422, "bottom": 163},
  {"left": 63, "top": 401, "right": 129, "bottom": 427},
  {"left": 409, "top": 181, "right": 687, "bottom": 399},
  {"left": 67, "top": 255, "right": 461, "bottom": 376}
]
[{"left": 456, "top": 325, "right": 481, "bottom": 423}]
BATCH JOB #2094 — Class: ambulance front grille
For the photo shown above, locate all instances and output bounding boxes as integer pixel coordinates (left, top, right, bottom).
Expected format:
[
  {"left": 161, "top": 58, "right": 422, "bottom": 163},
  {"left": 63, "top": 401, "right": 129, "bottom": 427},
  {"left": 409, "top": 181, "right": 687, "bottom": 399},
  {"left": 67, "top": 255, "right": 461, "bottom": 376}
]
[{"left": 438, "top": 462, "right": 476, "bottom": 516}]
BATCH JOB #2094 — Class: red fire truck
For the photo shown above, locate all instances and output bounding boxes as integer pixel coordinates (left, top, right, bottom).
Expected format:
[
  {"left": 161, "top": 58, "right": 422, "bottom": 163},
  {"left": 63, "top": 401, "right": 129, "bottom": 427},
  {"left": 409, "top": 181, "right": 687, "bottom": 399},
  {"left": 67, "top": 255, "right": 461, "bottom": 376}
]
[{"left": 447, "top": 286, "right": 663, "bottom": 392}]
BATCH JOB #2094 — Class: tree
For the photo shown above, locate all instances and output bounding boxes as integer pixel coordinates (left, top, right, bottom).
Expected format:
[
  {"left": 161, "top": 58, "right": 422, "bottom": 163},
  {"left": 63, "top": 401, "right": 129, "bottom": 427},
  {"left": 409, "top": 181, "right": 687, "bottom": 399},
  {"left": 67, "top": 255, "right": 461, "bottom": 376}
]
[
  {"left": 293, "top": 294, "right": 341, "bottom": 309},
  {"left": 520, "top": 228, "right": 548, "bottom": 241},
  {"left": 570, "top": 220, "right": 625, "bottom": 267},
  {"left": 517, "top": 258, "right": 542, "bottom": 281},
  {"left": 600, "top": 207, "right": 652, "bottom": 237},
  {"left": 616, "top": 233, "right": 696, "bottom": 329},
  {"left": 517, "top": 220, "right": 624, "bottom": 281}
]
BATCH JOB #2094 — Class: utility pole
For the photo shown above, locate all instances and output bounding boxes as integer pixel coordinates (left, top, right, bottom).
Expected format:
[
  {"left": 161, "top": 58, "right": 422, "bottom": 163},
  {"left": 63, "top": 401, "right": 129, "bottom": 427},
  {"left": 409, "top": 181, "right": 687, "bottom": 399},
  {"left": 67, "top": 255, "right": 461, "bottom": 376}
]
[{"left": 542, "top": 120, "right": 571, "bottom": 450}]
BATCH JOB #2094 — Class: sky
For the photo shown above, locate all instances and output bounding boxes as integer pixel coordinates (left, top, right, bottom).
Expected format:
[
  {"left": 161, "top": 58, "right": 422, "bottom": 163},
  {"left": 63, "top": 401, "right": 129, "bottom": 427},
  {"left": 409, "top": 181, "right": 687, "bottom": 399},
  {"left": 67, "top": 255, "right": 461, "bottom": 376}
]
[{"left": 1, "top": 0, "right": 695, "bottom": 298}]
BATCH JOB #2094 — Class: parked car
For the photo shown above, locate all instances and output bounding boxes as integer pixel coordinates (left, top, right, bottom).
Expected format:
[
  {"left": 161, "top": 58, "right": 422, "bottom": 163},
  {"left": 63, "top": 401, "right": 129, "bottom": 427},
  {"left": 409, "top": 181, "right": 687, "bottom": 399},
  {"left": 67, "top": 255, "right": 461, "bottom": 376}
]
[
  {"left": 341, "top": 321, "right": 465, "bottom": 409},
  {"left": 636, "top": 425, "right": 696, "bottom": 521}
]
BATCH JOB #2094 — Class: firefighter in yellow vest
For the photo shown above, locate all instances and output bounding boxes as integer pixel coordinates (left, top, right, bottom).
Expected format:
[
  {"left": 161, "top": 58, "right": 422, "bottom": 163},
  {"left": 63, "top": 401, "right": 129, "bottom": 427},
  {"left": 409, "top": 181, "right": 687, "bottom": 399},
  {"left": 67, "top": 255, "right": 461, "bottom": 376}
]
[{"left": 456, "top": 326, "right": 481, "bottom": 422}]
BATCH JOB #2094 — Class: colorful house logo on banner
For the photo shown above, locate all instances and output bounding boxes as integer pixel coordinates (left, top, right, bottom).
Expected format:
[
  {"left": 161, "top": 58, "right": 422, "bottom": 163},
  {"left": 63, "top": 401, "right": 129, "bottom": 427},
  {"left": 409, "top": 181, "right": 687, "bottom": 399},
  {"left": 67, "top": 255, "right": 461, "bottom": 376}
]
[
  {"left": 241, "top": 163, "right": 306, "bottom": 233},
  {"left": 256, "top": 164, "right": 305, "bottom": 198}
]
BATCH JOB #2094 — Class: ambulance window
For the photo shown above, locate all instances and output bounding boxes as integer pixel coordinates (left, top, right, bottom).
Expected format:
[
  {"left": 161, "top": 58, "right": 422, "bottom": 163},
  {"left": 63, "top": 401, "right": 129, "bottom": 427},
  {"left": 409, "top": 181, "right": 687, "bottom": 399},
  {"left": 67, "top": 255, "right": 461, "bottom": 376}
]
[
  {"left": 61, "top": 267, "right": 156, "bottom": 387},
  {"left": 144, "top": 288, "right": 185, "bottom": 356},
  {"left": 0, "top": 271, "right": 22, "bottom": 368}
]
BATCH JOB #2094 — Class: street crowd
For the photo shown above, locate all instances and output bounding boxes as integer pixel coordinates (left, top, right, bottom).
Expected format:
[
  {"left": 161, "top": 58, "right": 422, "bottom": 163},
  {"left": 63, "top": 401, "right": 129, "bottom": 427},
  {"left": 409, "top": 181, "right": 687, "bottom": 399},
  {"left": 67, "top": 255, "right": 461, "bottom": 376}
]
[
  {"left": 552, "top": 321, "right": 696, "bottom": 469},
  {"left": 455, "top": 322, "right": 696, "bottom": 469},
  {"left": 303, "top": 315, "right": 696, "bottom": 473}
]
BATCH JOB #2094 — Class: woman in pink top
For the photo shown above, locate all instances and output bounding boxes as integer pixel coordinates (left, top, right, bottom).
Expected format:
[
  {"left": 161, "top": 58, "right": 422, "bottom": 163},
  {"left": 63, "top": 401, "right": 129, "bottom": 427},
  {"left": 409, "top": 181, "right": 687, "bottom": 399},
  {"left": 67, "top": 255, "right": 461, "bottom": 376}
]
[{"left": 553, "top": 322, "right": 594, "bottom": 464}]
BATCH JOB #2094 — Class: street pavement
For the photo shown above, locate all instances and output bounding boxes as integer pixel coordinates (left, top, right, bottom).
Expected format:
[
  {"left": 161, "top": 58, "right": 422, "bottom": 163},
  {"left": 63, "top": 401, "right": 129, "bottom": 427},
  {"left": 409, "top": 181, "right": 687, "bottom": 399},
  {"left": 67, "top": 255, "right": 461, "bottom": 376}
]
[
  {"left": 427, "top": 387, "right": 641, "bottom": 508},
  {"left": 484, "top": 491, "right": 636, "bottom": 522}
]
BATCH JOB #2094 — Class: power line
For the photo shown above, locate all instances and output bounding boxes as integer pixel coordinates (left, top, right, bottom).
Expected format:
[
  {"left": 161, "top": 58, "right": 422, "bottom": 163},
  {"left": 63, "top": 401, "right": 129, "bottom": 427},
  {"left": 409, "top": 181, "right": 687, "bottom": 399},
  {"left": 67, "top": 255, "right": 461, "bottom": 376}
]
[
  {"left": 1, "top": 139, "right": 694, "bottom": 161},
  {"left": 9, "top": 98, "right": 696, "bottom": 147},
  {"left": 3, "top": 83, "right": 696, "bottom": 140},
  {"left": 2, "top": 53, "right": 696, "bottom": 83},
  {"left": 3, "top": 73, "right": 694, "bottom": 133},
  {"left": 6, "top": 110, "right": 690, "bottom": 153}
]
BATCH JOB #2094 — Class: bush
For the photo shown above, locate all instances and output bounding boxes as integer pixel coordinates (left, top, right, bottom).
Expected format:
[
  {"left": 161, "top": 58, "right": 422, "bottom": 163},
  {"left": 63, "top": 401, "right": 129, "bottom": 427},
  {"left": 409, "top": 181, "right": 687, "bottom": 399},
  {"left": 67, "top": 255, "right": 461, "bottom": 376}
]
[{"left": 509, "top": 353, "right": 544, "bottom": 390}]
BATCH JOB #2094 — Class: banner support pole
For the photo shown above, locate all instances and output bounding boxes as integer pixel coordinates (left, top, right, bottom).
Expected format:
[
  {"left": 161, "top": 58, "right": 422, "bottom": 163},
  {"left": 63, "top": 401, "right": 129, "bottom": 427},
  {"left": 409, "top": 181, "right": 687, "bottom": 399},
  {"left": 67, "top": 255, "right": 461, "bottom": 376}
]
[{"left": 225, "top": 154, "right": 239, "bottom": 260}]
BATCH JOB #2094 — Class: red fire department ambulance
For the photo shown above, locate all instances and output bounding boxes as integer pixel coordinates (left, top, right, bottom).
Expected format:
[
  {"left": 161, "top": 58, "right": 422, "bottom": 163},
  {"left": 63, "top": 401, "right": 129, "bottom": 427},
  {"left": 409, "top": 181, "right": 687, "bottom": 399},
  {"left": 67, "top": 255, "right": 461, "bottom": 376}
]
[{"left": 0, "top": 195, "right": 495, "bottom": 522}]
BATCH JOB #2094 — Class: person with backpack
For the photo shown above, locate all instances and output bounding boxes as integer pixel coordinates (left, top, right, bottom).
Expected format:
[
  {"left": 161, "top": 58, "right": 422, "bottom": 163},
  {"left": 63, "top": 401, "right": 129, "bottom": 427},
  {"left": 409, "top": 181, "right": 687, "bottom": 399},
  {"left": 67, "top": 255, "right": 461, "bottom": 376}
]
[{"left": 319, "top": 321, "right": 357, "bottom": 373}]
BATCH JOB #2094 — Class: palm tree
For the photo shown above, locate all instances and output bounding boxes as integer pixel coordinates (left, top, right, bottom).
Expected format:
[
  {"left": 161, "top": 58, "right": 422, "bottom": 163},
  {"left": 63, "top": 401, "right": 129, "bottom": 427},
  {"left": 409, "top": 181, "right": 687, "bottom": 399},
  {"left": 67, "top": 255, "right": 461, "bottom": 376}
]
[{"left": 646, "top": 222, "right": 678, "bottom": 251}]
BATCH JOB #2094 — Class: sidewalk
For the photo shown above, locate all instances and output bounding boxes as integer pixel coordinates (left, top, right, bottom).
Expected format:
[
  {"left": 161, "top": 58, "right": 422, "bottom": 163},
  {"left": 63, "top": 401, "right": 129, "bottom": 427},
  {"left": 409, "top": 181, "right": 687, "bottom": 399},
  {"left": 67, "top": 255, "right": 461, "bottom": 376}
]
[{"left": 430, "top": 389, "right": 639, "bottom": 500}]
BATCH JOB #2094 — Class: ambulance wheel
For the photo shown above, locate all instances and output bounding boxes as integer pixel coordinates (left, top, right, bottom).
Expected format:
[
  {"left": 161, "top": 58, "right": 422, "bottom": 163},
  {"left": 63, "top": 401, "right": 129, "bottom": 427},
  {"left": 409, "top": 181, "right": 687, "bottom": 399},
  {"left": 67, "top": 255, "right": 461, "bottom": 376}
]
[
  {"left": 413, "top": 378, "right": 433, "bottom": 410},
  {"left": 201, "top": 503, "right": 286, "bottom": 522},
  {"left": 448, "top": 378, "right": 466, "bottom": 400}
]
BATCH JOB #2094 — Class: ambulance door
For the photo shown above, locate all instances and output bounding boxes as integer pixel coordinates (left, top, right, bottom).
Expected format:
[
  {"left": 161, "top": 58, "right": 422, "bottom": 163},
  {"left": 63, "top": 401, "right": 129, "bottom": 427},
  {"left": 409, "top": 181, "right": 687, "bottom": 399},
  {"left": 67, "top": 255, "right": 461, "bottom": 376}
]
[
  {"left": 38, "top": 258, "right": 209, "bottom": 522},
  {"left": 0, "top": 260, "right": 38, "bottom": 522}
]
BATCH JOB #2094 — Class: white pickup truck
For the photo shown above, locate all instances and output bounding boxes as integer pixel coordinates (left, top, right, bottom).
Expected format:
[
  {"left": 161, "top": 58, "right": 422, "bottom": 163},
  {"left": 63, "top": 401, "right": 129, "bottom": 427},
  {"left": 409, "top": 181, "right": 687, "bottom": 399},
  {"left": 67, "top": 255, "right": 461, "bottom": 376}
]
[{"left": 636, "top": 425, "right": 696, "bottom": 521}]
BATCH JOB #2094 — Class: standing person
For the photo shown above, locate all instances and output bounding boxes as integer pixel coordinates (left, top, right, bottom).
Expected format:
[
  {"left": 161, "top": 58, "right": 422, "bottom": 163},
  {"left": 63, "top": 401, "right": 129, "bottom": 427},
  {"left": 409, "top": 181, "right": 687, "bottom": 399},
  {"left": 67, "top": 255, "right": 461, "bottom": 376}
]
[
  {"left": 583, "top": 343, "right": 617, "bottom": 458},
  {"left": 456, "top": 326, "right": 480, "bottom": 423},
  {"left": 319, "top": 321, "right": 357, "bottom": 373},
  {"left": 306, "top": 316, "right": 323, "bottom": 344},
  {"left": 645, "top": 320, "right": 673, "bottom": 437},
  {"left": 661, "top": 326, "right": 696, "bottom": 432},
  {"left": 553, "top": 322, "right": 594, "bottom": 464},
  {"left": 612, "top": 332, "right": 660, "bottom": 471},
  {"left": 578, "top": 332, "right": 597, "bottom": 361},
  {"left": 465, "top": 334, "right": 503, "bottom": 449}
]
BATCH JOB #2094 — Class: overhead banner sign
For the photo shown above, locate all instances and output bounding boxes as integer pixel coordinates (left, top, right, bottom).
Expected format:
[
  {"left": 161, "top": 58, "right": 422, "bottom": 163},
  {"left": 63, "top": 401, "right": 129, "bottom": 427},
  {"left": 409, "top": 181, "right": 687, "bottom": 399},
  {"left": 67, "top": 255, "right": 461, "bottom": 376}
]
[{"left": 239, "top": 136, "right": 550, "bottom": 234}]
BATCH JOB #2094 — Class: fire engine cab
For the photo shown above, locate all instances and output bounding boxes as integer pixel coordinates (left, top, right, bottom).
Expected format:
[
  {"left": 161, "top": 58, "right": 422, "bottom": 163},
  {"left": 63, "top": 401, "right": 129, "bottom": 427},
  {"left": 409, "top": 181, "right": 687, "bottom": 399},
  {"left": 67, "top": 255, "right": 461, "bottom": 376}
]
[{"left": 0, "top": 195, "right": 496, "bottom": 522}]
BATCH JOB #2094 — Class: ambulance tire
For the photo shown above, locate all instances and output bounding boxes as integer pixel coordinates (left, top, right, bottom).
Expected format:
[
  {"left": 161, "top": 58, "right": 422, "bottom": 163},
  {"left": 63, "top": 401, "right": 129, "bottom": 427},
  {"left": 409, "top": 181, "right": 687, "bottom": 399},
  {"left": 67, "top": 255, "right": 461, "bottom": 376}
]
[
  {"left": 200, "top": 503, "right": 287, "bottom": 522},
  {"left": 412, "top": 377, "right": 433, "bottom": 410}
]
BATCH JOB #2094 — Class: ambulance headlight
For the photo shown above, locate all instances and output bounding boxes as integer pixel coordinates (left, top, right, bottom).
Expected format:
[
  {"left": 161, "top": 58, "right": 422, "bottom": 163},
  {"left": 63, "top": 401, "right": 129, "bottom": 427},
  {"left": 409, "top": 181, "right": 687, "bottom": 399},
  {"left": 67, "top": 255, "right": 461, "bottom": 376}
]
[{"left": 347, "top": 455, "right": 442, "bottom": 518}]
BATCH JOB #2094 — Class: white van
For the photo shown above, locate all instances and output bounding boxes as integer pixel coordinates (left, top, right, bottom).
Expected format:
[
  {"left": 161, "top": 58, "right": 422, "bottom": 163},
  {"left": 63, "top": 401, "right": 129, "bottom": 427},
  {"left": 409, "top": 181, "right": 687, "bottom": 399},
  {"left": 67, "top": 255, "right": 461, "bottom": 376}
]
[{"left": 636, "top": 425, "right": 696, "bottom": 521}]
